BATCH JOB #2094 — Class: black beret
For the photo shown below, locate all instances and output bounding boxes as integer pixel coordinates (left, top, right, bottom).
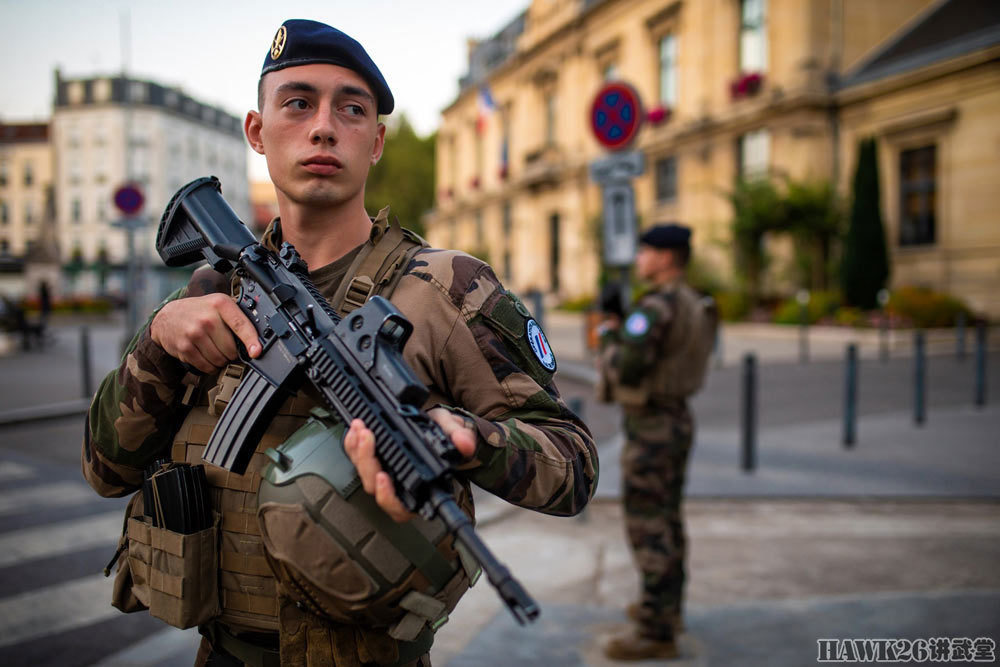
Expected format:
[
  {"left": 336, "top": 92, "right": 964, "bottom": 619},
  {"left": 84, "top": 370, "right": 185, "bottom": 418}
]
[
  {"left": 639, "top": 223, "right": 691, "bottom": 249},
  {"left": 261, "top": 19, "right": 394, "bottom": 115}
]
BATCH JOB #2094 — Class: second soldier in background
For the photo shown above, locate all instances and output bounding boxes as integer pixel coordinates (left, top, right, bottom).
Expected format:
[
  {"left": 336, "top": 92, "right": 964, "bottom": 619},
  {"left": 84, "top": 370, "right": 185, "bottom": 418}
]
[{"left": 597, "top": 224, "right": 717, "bottom": 662}]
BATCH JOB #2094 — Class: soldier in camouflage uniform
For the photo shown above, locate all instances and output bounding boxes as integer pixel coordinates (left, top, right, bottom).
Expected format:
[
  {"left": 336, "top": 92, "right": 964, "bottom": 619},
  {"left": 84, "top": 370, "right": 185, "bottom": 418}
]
[
  {"left": 82, "top": 20, "right": 597, "bottom": 667},
  {"left": 596, "top": 224, "right": 716, "bottom": 662}
]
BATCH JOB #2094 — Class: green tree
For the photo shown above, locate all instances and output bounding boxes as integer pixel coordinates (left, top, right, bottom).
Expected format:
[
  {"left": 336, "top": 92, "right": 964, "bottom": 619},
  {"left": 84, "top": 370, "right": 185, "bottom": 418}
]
[
  {"left": 727, "top": 178, "right": 786, "bottom": 303},
  {"left": 785, "top": 179, "right": 843, "bottom": 291},
  {"left": 841, "top": 138, "right": 890, "bottom": 309},
  {"left": 727, "top": 177, "right": 844, "bottom": 303},
  {"left": 364, "top": 114, "right": 435, "bottom": 238}
]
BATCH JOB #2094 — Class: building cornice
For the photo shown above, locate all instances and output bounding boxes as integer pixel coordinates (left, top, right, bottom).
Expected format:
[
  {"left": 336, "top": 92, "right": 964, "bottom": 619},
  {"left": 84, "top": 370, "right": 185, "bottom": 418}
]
[{"left": 836, "top": 46, "right": 1000, "bottom": 107}]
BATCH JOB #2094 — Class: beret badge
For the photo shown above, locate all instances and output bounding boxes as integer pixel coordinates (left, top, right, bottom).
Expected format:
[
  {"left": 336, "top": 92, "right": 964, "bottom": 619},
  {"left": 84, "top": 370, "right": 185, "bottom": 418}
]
[{"left": 270, "top": 25, "right": 287, "bottom": 60}]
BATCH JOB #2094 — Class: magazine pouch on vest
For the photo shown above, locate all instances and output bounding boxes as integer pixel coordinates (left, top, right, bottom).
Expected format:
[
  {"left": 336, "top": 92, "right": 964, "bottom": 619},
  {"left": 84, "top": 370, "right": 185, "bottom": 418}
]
[
  {"left": 257, "top": 408, "right": 477, "bottom": 645},
  {"left": 123, "top": 462, "right": 221, "bottom": 629}
]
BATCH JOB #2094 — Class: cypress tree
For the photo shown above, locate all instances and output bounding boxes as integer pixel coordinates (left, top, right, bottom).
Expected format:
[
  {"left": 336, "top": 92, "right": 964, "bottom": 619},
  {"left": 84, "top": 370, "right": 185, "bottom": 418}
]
[{"left": 842, "top": 138, "right": 890, "bottom": 309}]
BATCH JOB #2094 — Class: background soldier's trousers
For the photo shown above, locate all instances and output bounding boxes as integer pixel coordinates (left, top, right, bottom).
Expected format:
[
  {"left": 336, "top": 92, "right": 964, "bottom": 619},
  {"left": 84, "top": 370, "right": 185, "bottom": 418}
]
[{"left": 621, "top": 404, "right": 694, "bottom": 640}]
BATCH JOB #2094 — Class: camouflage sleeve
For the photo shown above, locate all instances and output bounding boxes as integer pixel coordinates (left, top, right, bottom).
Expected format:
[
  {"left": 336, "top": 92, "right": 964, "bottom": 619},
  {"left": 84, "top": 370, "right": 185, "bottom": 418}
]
[
  {"left": 606, "top": 294, "right": 673, "bottom": 387},
  {"left": 397, "top": 251, "right": 598, "bottom": 517},
  {"left": 81, "top": 267, "right": 229, "bottom": 497}
]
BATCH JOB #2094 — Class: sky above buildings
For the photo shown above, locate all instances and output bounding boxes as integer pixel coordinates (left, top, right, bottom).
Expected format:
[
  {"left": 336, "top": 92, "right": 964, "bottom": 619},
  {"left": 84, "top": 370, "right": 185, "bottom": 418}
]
[{"left": 0, "top": 0, "right": 528, "bottom": 180}]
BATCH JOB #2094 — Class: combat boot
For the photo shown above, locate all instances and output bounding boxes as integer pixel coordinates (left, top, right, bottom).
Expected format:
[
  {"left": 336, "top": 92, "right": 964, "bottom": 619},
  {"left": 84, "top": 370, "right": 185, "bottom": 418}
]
[
  {"left": 626, "top": 603, "right": 686, "bottom": 633},
  {"left": 603, "top": 629, "right": 678, "bottom": 661}
]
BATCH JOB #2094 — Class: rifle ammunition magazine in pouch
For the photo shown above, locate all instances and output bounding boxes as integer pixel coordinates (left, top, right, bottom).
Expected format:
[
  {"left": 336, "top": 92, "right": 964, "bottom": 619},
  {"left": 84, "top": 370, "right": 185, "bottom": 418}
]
[{"left": 125, "top": 461, "right": 221, "bottom": 629}]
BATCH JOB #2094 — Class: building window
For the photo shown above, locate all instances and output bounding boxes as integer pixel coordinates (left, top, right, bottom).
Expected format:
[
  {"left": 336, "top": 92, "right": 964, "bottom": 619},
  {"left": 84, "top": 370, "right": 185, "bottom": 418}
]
[
  {"left": 740, "top": 0, "right": 768, "bottom": 73},
  {"left": 129, "top": 82, "right": 148, "bottom": 104},
  {"left": 72, "top": 199, "right": 82, "bottom": 224},
  {"left": 658, "top": 34, "right": 677, "bottom": 106},
  {"left": 0, "top": 239, "right": 8, "bottom": 253},
  {"left": 656, "top": 156, "right": 678, "bottom": 202},
  {"left": 899, "top": 145, "right": 936, "bottom": 246},
  {"left": 68, "top": 82, "right": 84, "bottom": 105},
  {"left": 94, "top": 78, "right": 111, "bottom": 102},
  {"left": 0, "top": 161, "right": 7, "bottom": 187},
  {"left": 23, "top": 162, "right": 34, "bottom": 187},
  {"left": 0, "top": 201, "right": 8, "bottom": 224},
  {"left": 545, "top": 94, "right": 557, "bottom": 146},
  {"left": 25, "top": 201, "right": 34, "bottom": 225},
  {"left": 738, "top": 129, "right": 770, "bottom": 180}
]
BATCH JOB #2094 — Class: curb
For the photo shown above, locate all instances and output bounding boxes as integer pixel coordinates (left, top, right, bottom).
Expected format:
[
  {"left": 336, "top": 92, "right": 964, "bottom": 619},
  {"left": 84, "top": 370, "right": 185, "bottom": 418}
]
[{"left": 0, "top": 399, "right": 91, "bottom": 426}]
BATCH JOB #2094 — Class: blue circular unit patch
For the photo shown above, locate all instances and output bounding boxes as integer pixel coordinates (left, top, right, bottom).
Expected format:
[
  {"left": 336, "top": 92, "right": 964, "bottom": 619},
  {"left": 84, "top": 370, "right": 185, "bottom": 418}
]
[
  {"left": 526, "top": 319, "right": 557, "bottom": 371},
  {"left": 625, "top": 312, "right": 650, "bottom": 337}
]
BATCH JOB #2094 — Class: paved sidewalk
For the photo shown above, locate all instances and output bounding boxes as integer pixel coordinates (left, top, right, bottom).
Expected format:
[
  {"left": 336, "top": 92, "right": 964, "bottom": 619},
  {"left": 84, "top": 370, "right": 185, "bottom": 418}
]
[{"left": 1, "top": 312, "right": 998, "bottom": 666}]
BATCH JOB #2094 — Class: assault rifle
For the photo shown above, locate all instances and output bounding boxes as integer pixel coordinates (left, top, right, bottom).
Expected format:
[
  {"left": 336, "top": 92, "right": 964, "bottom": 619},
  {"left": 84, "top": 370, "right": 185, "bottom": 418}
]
[{"left": 155, "top": 176, "right": 539, "bottom": 625}]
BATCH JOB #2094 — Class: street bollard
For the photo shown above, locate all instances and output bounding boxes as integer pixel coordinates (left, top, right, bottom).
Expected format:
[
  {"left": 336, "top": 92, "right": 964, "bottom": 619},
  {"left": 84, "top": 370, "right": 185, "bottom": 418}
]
[
  {"left": 567, "top": 395, "right": 589, "bottom": 522},
  {"left": 975, "top": 321, "right": 988, "bottom": 408},
  {"left": 914, "top": 330, "right": 926, "bottom": 426},
  {"left": 80, "top": 326, "right": 93, "bottom": 399},
  {"left": 714, "top": 326, "right": 724, "bottom": 369},
  {"left": 797, "top": 290, "right": 810, "bottom": 364},
  {"left": 529, "top": 290, "right": 545, "bottom": 333},
  {"left": 741, "top": 353, "right": 757, "bottom": 473},
  {"left": 878, "top": 288, "right": 890, "bottom": 363},
  {"left": 956, "top": 312, "right": 967, "bottom": 361},
  {"left": 843, "top": 343, "right": 858, "bottom": 449}
]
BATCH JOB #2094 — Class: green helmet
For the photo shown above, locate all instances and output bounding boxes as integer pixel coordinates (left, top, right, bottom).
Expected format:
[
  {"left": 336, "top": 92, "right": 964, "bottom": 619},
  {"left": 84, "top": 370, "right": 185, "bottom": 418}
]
[{"left": 257, "top": 408, "right": 479, "bottom": 641}]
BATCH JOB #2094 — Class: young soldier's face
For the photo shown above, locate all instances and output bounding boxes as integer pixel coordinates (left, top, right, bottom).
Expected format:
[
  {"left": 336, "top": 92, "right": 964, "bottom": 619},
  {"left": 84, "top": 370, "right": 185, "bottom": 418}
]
[
  {"left": 636, "top": 245, "right": 676, "bottom": 281},
  {"left": 246, "top": 63, "right": 385, "bottom": 210}
]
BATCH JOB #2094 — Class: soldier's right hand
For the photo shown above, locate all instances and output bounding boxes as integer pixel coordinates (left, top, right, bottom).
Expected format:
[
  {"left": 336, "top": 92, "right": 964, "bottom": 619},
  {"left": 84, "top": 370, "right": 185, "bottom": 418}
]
[{"left": 150, "top": 294, "right": 262, "bottom": 373}]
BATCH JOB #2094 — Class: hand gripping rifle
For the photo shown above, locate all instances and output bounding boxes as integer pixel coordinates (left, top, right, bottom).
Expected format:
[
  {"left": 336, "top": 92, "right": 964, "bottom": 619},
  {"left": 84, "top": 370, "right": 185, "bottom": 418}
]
[{"left": 155, "top": 177, "right": 539, "bottom": 625}]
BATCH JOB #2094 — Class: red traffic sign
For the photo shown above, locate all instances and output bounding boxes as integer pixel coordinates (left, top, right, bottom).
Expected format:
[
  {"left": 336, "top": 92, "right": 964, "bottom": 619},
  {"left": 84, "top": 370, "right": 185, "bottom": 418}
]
[
  {"left": 113, "top": 183, "right": 145, "bottom": 216},
  {"left": 590, "top": 82, "right": 643, "bottom": 151}
]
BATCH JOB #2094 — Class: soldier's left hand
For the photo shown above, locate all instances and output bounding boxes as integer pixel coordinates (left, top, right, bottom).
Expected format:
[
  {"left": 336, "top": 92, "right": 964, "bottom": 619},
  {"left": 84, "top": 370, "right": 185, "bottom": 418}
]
[{"left": 343, "top": 409, "right": 476, "bottom": 522}]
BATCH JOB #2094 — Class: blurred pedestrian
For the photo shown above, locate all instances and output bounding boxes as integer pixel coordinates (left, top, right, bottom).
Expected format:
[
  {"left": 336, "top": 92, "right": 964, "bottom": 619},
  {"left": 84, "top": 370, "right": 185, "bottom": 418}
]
[
  {"left": 596, "top": 223, "right": 717, "bottom": 661},
  {"left": 38, "top": 280, "right": 51, "bottom": 326}
]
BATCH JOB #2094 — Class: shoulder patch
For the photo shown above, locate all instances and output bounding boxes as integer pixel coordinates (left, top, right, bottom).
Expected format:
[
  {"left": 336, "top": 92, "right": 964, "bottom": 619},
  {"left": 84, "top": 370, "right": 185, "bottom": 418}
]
[
  {"left": 625, "top": 311, "right": 650, "bottom": 337},
  {"left": 526, "top": 319, "right": 557, "bottom": 371}
]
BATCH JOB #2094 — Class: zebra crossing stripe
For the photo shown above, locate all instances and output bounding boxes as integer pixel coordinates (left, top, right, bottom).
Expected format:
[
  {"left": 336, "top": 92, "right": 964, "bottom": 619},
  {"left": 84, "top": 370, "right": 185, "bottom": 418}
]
[
  {"left": 0, "top": 461, "right": 36, "bottom": 482},
  {"left": 0, "top": 511, "right": 122, "bottom": 568},
  {"left": 0, "top": 480, "right": 96, "bottom": 516},
  {"left": 91, "top": 626, "right": 201, "bottom": 667},
  {"left": 0, "top": 572, "right": 118, "bottom": 648}
]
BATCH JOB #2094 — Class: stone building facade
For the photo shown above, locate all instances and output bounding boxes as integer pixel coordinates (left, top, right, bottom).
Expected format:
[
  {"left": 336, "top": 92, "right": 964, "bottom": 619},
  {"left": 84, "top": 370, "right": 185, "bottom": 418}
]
[
  {"left": 50, "top": 70, "right": 250, "bottom": 267},
  {"left": 425, "top": 0, "right": 998, "bottom": 316}
]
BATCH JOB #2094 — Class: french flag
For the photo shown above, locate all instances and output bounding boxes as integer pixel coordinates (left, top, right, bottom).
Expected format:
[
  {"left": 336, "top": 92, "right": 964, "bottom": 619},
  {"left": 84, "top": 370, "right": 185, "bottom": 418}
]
[{"left": 477, "top": 85, "right": 497, "bottom": 135}]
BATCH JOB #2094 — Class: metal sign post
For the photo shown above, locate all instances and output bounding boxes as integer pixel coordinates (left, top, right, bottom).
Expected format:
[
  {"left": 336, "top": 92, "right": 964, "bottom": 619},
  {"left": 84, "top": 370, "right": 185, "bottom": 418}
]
[
  {"left": 588, "top": 82, "right": 646, "bottom": 314},
  {"left": 590, "top": 152, "right": 645, "bottom": 267},
  {"left": 112, "top": 183, "right": 146, "bottom": 352}
]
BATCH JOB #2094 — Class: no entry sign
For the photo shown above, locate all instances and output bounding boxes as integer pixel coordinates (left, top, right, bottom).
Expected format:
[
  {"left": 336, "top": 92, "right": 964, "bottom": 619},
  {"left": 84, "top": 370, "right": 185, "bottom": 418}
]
[
  {"left": 590, "top": 82, "right": 643, "bottom": 151},
  {"left": 113, "top": 183, "right": 145, "bottom": 216}
]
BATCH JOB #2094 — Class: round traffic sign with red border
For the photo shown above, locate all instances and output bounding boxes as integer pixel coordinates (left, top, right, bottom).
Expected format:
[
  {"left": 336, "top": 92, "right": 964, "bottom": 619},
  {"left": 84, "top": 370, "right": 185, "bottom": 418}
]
[
  {"left": 113, "top": 183, "right": 145, "bottom": 216},
  {"left": 590, "top": 82, "right": 643, "bottom": 151}
]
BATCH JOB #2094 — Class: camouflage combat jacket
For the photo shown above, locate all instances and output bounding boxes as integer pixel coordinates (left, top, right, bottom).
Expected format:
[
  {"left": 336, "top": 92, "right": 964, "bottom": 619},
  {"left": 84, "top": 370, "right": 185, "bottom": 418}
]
[
  {"left": 597, "top": 278, "right": 716, "bottom": 413},
  {"left": 82, "top": 212, "right": 598, "bottom": 518}
]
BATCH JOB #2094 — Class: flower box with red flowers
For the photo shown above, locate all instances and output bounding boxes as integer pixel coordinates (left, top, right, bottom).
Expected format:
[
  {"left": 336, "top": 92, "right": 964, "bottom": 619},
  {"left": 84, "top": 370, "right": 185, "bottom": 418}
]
[
  {"left": 730, "top": 72, "right": 764, "bottom": 100},
  {"left": 646, "top": 105, "right": 672, "bottom": 125}
]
